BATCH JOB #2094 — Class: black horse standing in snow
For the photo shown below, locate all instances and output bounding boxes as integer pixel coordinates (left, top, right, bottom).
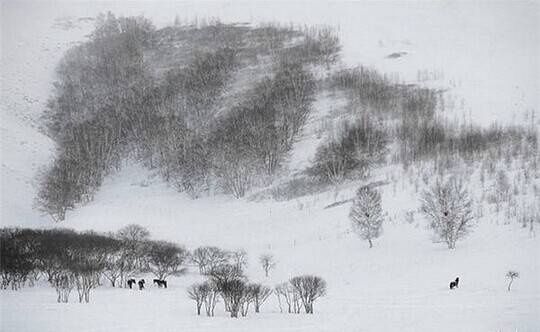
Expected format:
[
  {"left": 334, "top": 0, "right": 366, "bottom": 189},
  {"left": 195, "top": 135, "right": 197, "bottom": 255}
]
[
  {"left": 153, "top": 279, "right": 167, "bottom": 288},
  {"left": 127, "top": 279, "right": 136, "bottom": 289},
  {"left": 449, "top": 277, "right": 460, "bottom": 289}
]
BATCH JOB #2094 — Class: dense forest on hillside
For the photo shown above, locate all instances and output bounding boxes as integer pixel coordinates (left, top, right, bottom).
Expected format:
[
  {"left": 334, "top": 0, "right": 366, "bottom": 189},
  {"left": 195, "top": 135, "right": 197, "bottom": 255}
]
[{"left": 37, "top": 13, "right": 538, "bottom": 222}]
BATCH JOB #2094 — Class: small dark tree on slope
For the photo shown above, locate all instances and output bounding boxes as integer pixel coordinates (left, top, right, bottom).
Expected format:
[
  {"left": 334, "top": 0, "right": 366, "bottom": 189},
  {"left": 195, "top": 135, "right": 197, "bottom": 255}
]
[
  {"left": 506, "top": 270, "right": 519, "bottom": 291},
  {"left": 259, "top": 254, "right": 276, "bottom": 277},
  {"left": 420, "top": 177, "right": 474, "bottom": 249},
  {"left": 290, "top": 275, "right": 326, "bottom": 314},
  {"left": 349, "top": 186, "right": 384, "bottom": 248}
]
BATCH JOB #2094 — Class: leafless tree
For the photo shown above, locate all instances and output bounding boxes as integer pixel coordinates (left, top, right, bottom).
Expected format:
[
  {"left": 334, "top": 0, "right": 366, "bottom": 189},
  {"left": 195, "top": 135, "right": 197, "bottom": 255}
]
[
  {"left": 230, "top": 249, "right": 248, "bottom": 271},
  {"left": 52, "top": 273, "right": 75, "bottom": 303},
  {"left": 145, "top": 241, "right": 188, "bottom": 281},
  {"left": 259, "top": 254, "right": 276, "bottom": 277},
  {"left": 209, "top": 264, "right": 245, "bottom": 315},
  {"left": 116, "top": 224, "right": 150, "bottom": 244},
  {"left": 191, "top": 246, "right": 230, "bottom": 275},
  {"left": 349, "top": 186, "right": 384, "bottom": 248},
  {"left": 240, "top": 284, "right": 256, "bottom": 317},
  {"left": 202, "top": 281, "right": 220, "bottom": 316},
  {"left": 420, "top": 176, "right": 474, "bottom": 249},
  {"left": 218, "top": 278, "right": 247, "bottom": 318},
  {"left": 289, "top": 275, "right": 326, "bottom": 314},
  {"left": 275, "top": 282, "right": 301, "bottom": 313},
  {"left": 250, "top": 283, "right": 272, "bottom": 313},
  {"left": 187, "top": 283, "right": 206, "bottom": 315},
  {"left": 506, "top": 270, "right": 519, "bottom": 291}
]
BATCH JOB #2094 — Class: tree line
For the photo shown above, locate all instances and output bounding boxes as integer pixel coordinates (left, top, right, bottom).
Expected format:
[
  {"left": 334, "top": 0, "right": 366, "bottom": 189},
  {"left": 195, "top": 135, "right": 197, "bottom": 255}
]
[
  {"left": 1, "top": 226, "right": 328, "bottom": 316},
  {"left": 0, "top": 225, "right": 187, "bottom": 302}
]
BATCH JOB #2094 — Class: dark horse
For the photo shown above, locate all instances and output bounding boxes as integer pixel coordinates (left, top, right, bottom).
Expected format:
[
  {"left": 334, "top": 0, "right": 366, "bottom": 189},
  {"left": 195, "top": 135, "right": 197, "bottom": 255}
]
[
  {"left": 127, "top": 279, "right": 136, "bottom": 289},
  {"left": 153, "top": 279, "right": 167, "bottom": 288},
  {"left": 138, "top": 279, "right": 145, "bottom": 290},
  {"left": 449, "top": 277, "right": 460, "bottom": 290}
]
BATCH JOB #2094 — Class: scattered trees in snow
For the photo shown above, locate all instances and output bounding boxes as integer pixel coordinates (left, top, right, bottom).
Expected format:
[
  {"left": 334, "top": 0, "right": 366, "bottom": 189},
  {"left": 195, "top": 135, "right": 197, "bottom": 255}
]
[
  {"left": 187, "top": 259, "right": 280, "bottom": 318},
  {"left": 259, "top": 254, "right": 276, "bottom": 277},
  {"left": 420, "top": 177, "right": 474, "bottom": 249},
  {"left": 506, "top": 270, "right": 519, "bottom": 291},
  {"left": 349, "top": 186, "right": 384, "bottom": 248}
]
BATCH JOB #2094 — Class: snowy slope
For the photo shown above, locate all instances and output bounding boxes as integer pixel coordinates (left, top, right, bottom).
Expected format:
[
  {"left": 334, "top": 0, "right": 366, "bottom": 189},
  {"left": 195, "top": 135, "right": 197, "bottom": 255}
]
[{"left": 1, "top": 164, "right": 539, "bottom": 332}]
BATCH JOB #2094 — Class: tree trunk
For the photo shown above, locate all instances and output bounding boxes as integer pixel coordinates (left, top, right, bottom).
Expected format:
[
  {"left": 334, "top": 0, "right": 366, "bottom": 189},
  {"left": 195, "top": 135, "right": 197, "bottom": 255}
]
[
  {"left": 368, "top": 239, "right": 373, "bottom": 248},
  {"left": 507, "top": 279, "right": 513, "bottom": 291}
]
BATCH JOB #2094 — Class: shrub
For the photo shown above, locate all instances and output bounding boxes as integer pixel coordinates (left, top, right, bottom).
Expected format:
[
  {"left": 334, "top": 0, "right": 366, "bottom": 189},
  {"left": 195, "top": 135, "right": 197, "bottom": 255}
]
[{"left": 310, "top": 119, "right": 388, "bottom": 183}]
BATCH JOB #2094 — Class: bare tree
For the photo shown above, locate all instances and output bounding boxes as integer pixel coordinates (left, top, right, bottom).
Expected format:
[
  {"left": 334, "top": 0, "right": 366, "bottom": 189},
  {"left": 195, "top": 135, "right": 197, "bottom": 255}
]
[
  {"left": 209, "top": 264, "right": 245, "bottom": 315},
  {"left": 219, "top": 279, "right": 247, "bottom": 318},
  {"left": 202, "top": 281, "right": 219, "bottom": 316},
  {"left": 289, "top": 275, "right": 326, "bottom": 314},
  {"left": 145, "top": 241, "right": 188, "bottom": 281},
  {"left": 191, "top": 246, "right": 230, "bottom": 275},
  {"left": 420, "top": 177, "right": 474, "bottom": 249},
  {"left": 506, "top": 270, "right": 519, "bottom": 291},
  {"left": 230, "top": 249, "right": 248, "bottom": 271},
  {"left": 259, "top": 254, "right": 276, "bottom": 277},
  {"left": 187, "top": 283, "right": 206, "bottom": 315},
  {"left": 250, "top": 283, "right": 272, "bottom": 313},
  {"left": 349, "top": 186, "right": 384, "bottom": 248},
  {"left": 116, "top": 224, "right": 150, "bottom": 243},
  {"left": 240, "top": 284, "right": 256, "bottom": 317},
  {"left": 115, "top": 225, "right": 150, "bottom": 284},
  {"left": 52, "top": 273, "right": 75, "bottom": 303},
  {"left": 275, "top": 282, "right": 300, "bottom": 313}
]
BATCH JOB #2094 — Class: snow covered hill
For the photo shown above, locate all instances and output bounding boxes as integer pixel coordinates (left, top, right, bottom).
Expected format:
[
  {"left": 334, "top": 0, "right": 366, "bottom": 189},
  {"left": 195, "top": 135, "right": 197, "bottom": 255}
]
[
  {"left": 1, "top": 2, "right": 539, "bottom": 332},
  {"left": 2, "top": 163, "right": 539, "bottom": 332}
]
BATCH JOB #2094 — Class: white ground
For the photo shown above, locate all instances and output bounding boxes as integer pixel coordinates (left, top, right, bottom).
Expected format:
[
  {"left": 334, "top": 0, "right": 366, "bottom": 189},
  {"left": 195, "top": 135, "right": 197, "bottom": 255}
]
[
  {"left": 1, "top": 1, "right": 539, "bottom": 332},
  {"left": 1, "top": 164, "right": 538, "bottom": 332}
]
